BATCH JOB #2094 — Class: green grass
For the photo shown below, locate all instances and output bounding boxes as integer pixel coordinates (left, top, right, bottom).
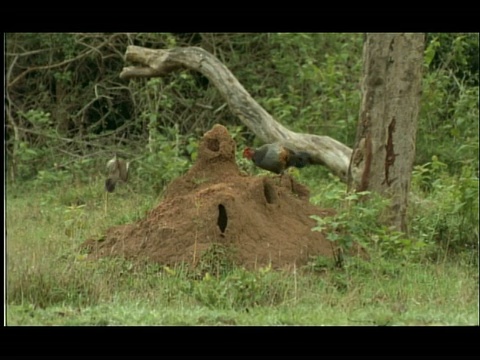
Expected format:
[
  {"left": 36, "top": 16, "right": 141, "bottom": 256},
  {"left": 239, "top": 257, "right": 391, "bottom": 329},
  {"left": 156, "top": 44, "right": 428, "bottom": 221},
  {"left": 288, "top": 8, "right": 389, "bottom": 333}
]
[{"left": 6, "top": 179, "right": 479, "bottom": 326}]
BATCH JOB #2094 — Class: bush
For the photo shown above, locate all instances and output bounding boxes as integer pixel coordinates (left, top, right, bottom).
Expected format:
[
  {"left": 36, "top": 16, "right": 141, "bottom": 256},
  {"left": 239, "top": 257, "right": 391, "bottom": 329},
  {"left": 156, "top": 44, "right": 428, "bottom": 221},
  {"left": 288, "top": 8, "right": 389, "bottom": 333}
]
[
  {"left": 310, "top": 177, "right": 432, "bottom": 262},
  {"left": 186, "top": 265, "right": 294, "bottom": 310},
  {"left": 418, "top": 33, "right": 479, "bottom": 173},
  {"left": 411, "top": 158, "right": 479, "bottom": 258}
]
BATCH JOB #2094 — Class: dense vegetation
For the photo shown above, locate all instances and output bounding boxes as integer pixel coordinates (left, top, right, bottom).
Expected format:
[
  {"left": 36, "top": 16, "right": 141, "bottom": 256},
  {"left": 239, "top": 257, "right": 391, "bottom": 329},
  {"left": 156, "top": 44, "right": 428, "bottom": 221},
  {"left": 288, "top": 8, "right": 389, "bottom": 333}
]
[{"left": 5, "top": 33, "right": 478, "bottom": 325}]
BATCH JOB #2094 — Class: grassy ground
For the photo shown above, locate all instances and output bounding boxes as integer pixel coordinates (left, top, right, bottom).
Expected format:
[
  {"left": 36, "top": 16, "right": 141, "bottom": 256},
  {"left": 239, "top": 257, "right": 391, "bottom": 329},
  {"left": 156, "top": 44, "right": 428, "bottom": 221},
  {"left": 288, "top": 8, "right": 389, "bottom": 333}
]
[{"left": 5, "top": 179, "right": 479, "bottom": 326}]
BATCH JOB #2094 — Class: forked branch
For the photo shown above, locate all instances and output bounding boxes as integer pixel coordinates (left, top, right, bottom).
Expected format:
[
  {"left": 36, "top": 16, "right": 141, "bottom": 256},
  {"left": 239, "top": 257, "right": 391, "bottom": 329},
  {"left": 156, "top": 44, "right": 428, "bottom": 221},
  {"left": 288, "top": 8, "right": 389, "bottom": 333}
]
[{"left": 121, "top": 46, "right": 353, "bottom": 181}]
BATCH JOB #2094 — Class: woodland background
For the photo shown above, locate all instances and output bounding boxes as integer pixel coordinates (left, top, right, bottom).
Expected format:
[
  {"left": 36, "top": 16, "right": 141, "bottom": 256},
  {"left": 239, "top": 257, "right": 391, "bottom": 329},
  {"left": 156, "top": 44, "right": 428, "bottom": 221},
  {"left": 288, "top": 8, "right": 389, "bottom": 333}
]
[{"left": 5, "top": 33, "right": 479, "bottom": 325}]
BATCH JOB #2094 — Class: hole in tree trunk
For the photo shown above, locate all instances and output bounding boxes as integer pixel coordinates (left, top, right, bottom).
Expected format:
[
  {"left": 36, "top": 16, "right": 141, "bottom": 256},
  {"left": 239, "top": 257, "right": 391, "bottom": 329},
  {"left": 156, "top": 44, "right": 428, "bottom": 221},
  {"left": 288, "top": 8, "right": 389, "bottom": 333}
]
[{"left": 217, "top": 204, "right": 228, "bottom": 233}]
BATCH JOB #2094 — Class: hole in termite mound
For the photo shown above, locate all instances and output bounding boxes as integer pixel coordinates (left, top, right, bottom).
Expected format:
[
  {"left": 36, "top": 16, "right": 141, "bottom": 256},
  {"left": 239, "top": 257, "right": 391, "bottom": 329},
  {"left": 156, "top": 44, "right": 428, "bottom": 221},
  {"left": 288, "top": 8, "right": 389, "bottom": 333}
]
[
  {"left": 217, "top": 204, "right": 228, "bottom": 233},
  {"left": 263, "top": 181, "right": 278, "bottom": 204},
  {"left": 207, "top": 138, "right": 220, "bottom": 152}
]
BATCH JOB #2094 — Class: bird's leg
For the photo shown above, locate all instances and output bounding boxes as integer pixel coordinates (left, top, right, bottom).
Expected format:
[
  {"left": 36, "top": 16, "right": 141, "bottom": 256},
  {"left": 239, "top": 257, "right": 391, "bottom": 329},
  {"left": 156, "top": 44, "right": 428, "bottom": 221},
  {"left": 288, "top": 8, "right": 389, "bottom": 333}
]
[
  {"left": 277, "top": 169, "right": 294, "bottom": 190},
  {"left": 288, "top": 173, "right": 295, "bottom": 192},
  {"left": 104, "top": 191, "right": 108, "bottom": 216},
  {"left": 277, "top": 168, "right": 290, "bottom": 182},
  {"left": 273, "top": 171, "right": 284, "bottom": 186}
]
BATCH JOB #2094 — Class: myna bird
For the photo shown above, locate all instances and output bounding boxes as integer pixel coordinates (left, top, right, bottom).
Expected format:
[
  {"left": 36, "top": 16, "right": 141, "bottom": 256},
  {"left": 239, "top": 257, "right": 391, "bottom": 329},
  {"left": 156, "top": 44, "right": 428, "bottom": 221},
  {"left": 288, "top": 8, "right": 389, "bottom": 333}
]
[
  {"left": 105, "top": 153, "right": 130, "bottom": 192},
  {"left": 104, "top": 154, "right": 130, "bottom": 214}
]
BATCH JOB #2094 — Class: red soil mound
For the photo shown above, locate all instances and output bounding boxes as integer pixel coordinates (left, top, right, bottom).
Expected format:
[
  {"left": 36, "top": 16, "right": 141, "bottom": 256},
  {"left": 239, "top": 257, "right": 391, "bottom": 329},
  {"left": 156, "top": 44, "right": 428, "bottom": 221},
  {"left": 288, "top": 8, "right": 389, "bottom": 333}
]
[{"left": 83, "top": 124, "right": 336, "bottom": 269}]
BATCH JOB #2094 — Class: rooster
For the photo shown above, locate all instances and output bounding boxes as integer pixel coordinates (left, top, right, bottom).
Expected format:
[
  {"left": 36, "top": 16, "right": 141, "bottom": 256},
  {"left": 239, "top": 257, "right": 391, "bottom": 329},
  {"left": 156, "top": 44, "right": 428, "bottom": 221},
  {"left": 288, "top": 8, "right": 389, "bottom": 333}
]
[{"left": 242, "top": 143, "right": 313, "bottom": 175}]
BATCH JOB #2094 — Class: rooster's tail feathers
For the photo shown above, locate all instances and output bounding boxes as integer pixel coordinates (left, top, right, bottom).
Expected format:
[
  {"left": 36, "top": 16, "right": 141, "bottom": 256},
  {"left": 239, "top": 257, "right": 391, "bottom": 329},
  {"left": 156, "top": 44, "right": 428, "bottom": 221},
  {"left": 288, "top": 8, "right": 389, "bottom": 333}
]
[{"left": 289, "top": 151, "right": 313, "bottom": 168}]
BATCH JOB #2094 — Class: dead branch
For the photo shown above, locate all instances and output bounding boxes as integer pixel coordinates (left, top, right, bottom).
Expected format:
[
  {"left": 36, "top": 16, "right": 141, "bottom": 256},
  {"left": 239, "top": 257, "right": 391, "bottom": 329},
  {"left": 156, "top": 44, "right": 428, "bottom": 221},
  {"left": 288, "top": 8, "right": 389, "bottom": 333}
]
[
  {"left": 120, "top": 46, "right": 353, "bottom": 181},
  {"left": 7, "top": 36, "right": 113, "bottom": 89}
]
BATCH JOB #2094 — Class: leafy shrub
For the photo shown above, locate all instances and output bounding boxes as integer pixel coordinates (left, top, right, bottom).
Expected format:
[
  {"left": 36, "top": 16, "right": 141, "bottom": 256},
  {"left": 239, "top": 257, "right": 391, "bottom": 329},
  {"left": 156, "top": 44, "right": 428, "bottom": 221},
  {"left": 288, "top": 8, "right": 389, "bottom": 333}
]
[
  {"left": 310, "top": 177, "right": 434, "bottom": 262},
  {"left": 418, "top": 33, "right": 479, "bottom": 173},
  {"left": 186, "top": 265, "right": 293, "bottom": 310},
  {"left": 411, "top": 159, "right": 479, "bottom": 258}
]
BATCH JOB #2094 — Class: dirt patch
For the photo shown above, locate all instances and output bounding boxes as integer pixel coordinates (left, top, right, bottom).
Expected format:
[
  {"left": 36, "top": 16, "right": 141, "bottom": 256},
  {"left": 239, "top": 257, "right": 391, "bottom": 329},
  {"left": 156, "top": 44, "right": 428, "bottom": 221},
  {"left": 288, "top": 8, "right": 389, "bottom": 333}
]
[{"left": 82, "top": 124, "right": 337, "bottom": 269}]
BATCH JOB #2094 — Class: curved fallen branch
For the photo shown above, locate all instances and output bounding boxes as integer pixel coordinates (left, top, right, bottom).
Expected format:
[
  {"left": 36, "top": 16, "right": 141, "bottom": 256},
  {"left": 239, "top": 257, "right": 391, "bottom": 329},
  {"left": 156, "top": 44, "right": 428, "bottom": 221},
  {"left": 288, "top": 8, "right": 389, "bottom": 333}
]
[{"left": 120, "top": 46, "right": 353, "bottom": 181}]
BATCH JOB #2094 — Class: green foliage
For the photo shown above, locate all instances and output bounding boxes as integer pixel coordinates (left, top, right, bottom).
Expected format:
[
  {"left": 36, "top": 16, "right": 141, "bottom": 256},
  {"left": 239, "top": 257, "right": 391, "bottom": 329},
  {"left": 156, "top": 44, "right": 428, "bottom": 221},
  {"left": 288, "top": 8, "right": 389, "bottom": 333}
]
[
  {"left": 411, "top": 158, "right": 479, "bottom": 258},
  {"left": 32, "top": 157, "right": 97, "bottom": 193},
  {"left": 185, "top": 265, "right": 293, "bottom": 310},
  {"left": 418, "top": 33, "right": 479, "bottom": 173},
  {"left": 35, "top": 168, "right": 71, "bottom": 187},
  {"left": 310, "top": 177, "right": 434, "bottom": 261},
  {"left": 6, "top": 33, "right": 478, "bottom": 190},
  {"left": 5, "top": 33, "right": 361, "bottom": 182},
  {"left": 167, "top": 245, "right": 294, "bottom": 311},
  {"left": 21, "top": 109, "right": 53, "bottom": 127},
  {"left": 308, "top": 157, "right": 478, "bottom": 263},
  {"left": 6, "top": 183, "right": 478, "bottom": 325},
  {"left": 7, "top": 253, "right": 103, "bottom": 308},
  {"left": 411, "top": 155, "right": 449, "bottom": 193},
  {"left": 6, "top": 28, "right": 480, "bottom": 321},
  {"left": 9, "top": 109, "right": 56, "bottom": 180},
  {"left": 134, "top": 125, "right": 197, "bottom": 194},
  {"left": 63, "top": 203, "right": 89, "bottom": 240},
  {"left": 425, "top": 33, "right": 478, "bottom": 85},
  {"left": 253, "top": 33, "right": 363, "bottom": 146},
  {"left": 193, "top": 244, "right": 236, "bottom": 278},
  {"left": 311, "top": 190, "right": 383, "bottom": 251}
]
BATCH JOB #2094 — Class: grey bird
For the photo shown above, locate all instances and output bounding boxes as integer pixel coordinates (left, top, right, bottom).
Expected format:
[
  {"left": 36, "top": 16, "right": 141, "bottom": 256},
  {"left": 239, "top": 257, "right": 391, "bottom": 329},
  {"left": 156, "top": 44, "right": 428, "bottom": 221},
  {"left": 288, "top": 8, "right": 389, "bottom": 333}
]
[{"left": 105, "top": 154, "right": 130, "bottom": 193}]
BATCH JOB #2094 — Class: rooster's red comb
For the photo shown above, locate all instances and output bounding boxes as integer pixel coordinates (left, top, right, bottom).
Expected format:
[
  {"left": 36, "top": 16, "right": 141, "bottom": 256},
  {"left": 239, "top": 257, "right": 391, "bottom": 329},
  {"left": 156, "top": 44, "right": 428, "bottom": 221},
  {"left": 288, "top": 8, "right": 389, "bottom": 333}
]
[{"left": 242, "top": 147, "right": 254, "bottom": 159}]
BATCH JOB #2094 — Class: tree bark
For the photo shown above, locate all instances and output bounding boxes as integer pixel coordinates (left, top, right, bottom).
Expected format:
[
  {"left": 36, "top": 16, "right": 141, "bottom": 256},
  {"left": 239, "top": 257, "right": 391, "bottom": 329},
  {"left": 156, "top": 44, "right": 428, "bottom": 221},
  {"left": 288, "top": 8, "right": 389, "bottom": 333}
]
[
  {"left": 120, "top": 46, "right": 353, "bottom": 182},
  {"left": 348, "top": 33, "right": 425, "bottom": 233}
]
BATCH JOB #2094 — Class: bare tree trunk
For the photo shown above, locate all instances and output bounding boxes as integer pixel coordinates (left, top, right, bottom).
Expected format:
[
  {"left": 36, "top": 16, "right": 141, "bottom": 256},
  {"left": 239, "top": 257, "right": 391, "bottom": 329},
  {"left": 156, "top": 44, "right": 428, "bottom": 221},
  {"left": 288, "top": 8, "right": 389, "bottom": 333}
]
[
  {"left": 120, "top": 46, "right": 353, "bottom": 182},
  {"left": 348, "top": 33, "right": 425, "bottom": 233}
]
